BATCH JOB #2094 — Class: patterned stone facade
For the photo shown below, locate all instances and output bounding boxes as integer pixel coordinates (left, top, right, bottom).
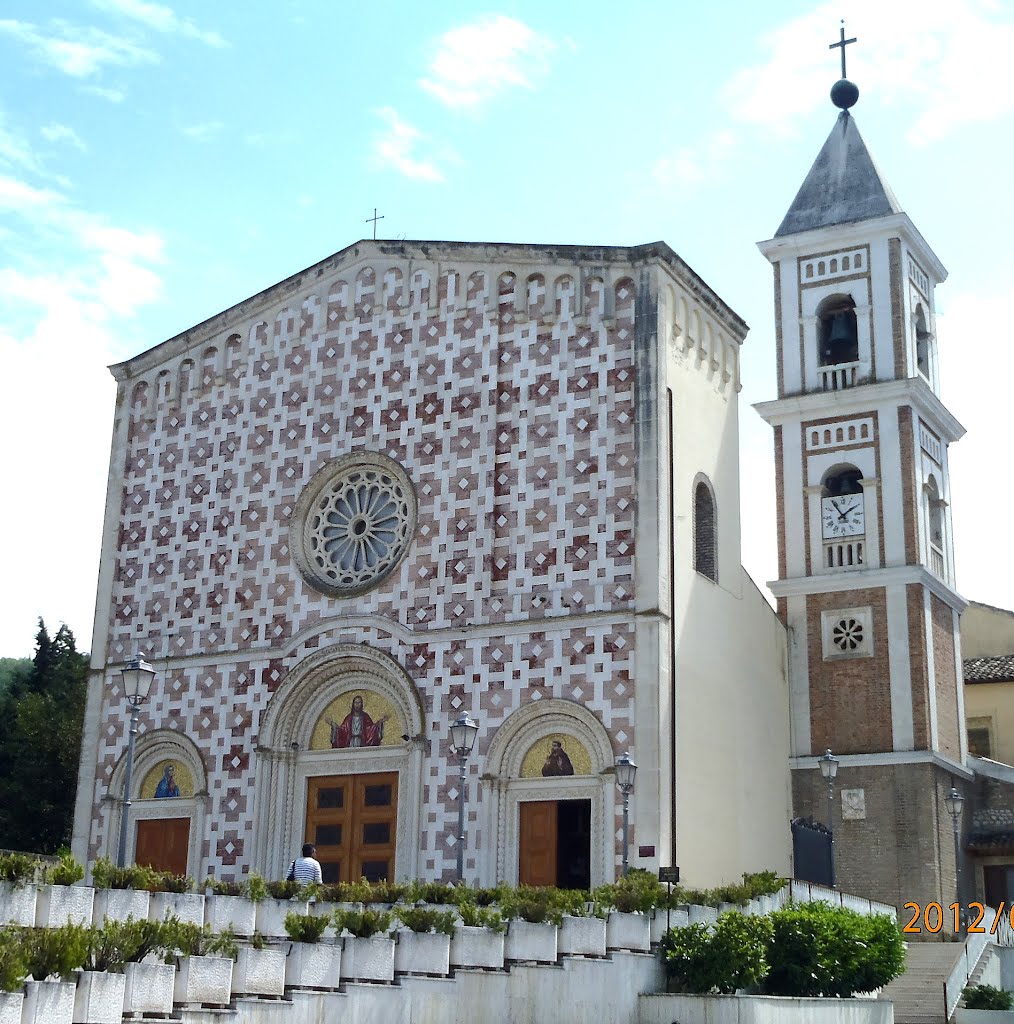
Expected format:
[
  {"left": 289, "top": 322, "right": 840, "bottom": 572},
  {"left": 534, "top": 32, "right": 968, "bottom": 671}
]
[{"left": 75, "top": 239, "right": 754, "bottom": 884}]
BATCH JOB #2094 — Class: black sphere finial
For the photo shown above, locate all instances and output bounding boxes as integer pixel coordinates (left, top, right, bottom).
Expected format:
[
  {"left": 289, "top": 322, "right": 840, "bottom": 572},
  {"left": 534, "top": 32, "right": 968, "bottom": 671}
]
[{"left": 831, "top": 78, "right": 859, "bottom": 109}]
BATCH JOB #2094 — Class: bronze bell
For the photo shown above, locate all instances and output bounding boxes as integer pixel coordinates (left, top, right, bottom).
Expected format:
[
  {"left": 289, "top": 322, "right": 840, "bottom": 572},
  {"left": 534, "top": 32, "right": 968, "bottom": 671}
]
[{"left": 827, "top": 312, "right": 854, "bottom": 346}]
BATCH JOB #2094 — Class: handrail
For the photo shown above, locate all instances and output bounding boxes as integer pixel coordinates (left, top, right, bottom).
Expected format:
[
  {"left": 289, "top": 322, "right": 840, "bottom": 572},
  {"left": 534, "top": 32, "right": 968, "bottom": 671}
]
[{"left": 942, "top": 905, "right": 1013, "bottom": 1020}]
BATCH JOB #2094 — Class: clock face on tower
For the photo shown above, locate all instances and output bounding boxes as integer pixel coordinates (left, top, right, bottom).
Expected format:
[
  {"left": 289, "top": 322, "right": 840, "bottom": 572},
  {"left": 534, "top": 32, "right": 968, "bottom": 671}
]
[{"left": 821, "top": 495, "right": 865, "bottom": 538}]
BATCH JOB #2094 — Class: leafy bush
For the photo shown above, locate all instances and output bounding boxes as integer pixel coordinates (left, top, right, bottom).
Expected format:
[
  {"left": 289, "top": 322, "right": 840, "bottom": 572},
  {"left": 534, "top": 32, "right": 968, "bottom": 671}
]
[
  {"left": 266, "top": 880, "right": 299, "bottom": 900},
  {"left": 595, "top": 870, "right": 661, "bottom": 914},
  {"left": 146, "top": 870, "right": 192, "bottom": 894},
  {"left": 250, "top": 930, "right": 267, "bottom": 951},
  {"left": 284, "top": 912, "right": 330, "bottom": 944},
  {"left": 204, "top": 878, "right": 244, "bottom": 897},
  {"left": 334, "top": 908, "right": 393, "bottom": 938},
  {"left": 660, "top": 912, "right": 772, "bottom": 994},
  {"left": 0, "top": 851, "right": 40, "bottom": 886},
  {"left": 91, "top": 858, "right": 153, "bottom": 891},
  {"left": 45, "top": 852, "right": 84, "bottom": 887},
  {"left": 396, "top": 906, "right": 457, "bottom": 935},
  {"left": 84, "top": 918, "right": 173, "bottom": 973},
  {"left": 404, "top": 880, "right": 458, "bottom": 905},
  {"left": 964, "top": 984, "right": 1014, "bottom": 1011},
  {"left": 765, "top": 903, "right": 904, "bottom": 998},
  {"left": 163, "top": 918, "right": 238, "bottom": 960},
  {"left": 19, "top": 923, "right": 89, "bottom": 980},
  {"left": 245, "top": 874, "right": 268, "bottom": 903},
  {"left": 500, "top": 888, "right": 564, "bottom": 926},
  {"left": 0, "top": 931, "right": 26, "bottom": 992},
  {"left": 458, "top": 904, "right": 506, "bottom": 932}
]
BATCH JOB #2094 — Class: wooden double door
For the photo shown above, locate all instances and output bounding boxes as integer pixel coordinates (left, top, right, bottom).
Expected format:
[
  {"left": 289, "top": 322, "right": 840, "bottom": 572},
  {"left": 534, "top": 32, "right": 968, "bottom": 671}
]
[
  {"left": 305, "top": 772, "right": 398, "bottom": 884},
  {"left": 135, "top": 818, "right": 190, "bottom": 877},
  {"left": 519, "top": 799, "right": 591, "bottom": 890}
]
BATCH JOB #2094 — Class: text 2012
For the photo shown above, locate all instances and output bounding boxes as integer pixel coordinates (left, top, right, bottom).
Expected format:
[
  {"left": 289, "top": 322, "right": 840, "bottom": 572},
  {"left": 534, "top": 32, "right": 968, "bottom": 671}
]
[{"left": 902, "top": 902, "right": 1013, "bottom": 934}]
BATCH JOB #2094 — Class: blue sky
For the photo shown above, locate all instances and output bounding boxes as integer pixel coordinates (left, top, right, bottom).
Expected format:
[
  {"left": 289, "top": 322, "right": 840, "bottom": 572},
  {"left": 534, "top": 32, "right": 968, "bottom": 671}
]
[{"left": 0, "top": 0, "right": 1011, "bottom": 656}]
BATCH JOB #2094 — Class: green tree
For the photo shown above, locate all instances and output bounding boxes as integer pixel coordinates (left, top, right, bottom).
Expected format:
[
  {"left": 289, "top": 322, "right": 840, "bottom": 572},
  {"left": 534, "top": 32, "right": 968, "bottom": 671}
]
[
  {"left": 0, "top": 658, "right": 31, "bottom": 699},
  {"left": 0, "top": 620, "right": 88, "bottom": 853}
]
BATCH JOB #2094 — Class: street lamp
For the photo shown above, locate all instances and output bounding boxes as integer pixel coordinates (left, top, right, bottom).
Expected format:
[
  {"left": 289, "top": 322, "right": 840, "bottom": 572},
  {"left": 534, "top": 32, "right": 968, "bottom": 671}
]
[
  {"left": 615, "top": 752, "right": 637, "bottom": 878},
  {"left": 945, "top": 786, "right": 964, "bottom": 927},
  {"left": 449, "top": 713, "right": 479, "bottom": 882},
  {"left": 115, "top": 654, "right": 157, "bottom": 868},
  {"left": 818, "top": 748, "right": 839, "bottom": 888}
]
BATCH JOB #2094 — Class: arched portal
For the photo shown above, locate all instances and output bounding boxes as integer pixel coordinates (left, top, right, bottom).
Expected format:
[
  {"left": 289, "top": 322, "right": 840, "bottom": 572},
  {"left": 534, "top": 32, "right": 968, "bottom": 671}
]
[{"left": 253, "top": 644, "right": 425, "bottom": 881}]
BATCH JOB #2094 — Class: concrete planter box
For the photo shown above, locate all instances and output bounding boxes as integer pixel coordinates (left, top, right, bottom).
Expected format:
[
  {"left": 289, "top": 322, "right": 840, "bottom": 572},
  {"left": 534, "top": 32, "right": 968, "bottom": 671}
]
[
  {"left": 341, "top": 935, "right": 395, "bottom": 982},
  {"left": 91, "top": 888, "right": 149, "bottom": 925},
  {"left": 956, "top": 1013, "right": 1014, "bottom": 1023},
  {"left": 0, "top": 991, "right": 22, "bottom": 1024},
  {"left": 205, "top": 894, "right": 256, "bottom": 936},
  {"left": 639, "top": 993, "right": 894, "bottom": 1024},
  {"left": 505, "top": 920, "right": 557, "bottom": 964},
  {"left": 394, "top": 930, "right": 451, "bottom": 976},
  {"left": 650, "top": 907, "right": 689, "bottom": 945},
  {"left": 173, "top": 954, "right": 234, "bottom": 1007},
  {"left": 285, "top": 942, "right": 341, "bottom": 990},
  {"left": 35, "top": 884, "right": 95, "bottom": 928},
  {"left": 687, "top": 904, "right": 719, "bottom": 925},
  {"left": 72, "top": 970, "right": 126, "bottom": 1024},
  {"left": 0, "top": 881, "right": 36, "bottom": 926},
  {"left": 558, "top": 915, "right": 607, "bottom": 957},
  {"left": 149, "top": 891, "right": 205, "bottom": 926},
  {"left": 232, "top": 946, "right": 286, "bottom": 997},
  {"left": 22, "top": 980, "right": 75, "bottom": 1024},
  {"left": 606, "top": 911, "right": 651, "bottom": 951},
  {"left": 450, "top": 925, "right": 505, "bottom": 969},
  {"left": 123, "top": 962, "right": 174, "bottom": 1017},
  {"left": 256, "top": 898, "right": 309, "bottom": 937}
]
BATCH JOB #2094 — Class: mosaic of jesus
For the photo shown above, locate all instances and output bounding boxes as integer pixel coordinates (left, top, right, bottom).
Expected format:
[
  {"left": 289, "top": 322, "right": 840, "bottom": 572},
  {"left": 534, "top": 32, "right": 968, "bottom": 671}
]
[{"left": 310, "top": 691, "right": 401, "bottom": 750}]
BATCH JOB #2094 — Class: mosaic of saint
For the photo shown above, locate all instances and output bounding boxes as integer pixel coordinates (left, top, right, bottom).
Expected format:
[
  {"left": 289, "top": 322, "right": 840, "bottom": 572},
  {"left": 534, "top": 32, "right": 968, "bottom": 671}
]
[
  {"left": 520, "top": 735, "right": 592, "bottom": 778},
  {"left": 140, "top": 760, "right": 194, "bottom": 799},
  {"left": 310, "top": 691, "right": 402, "bottom": 750}
]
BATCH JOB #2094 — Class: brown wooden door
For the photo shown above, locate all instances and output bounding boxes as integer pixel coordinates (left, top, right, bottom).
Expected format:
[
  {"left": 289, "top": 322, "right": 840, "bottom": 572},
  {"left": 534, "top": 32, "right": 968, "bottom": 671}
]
[
  {"left": 135, "top": 818, "right": 190, "bottom": 876},
  {"left": 306, "top": 773, "right": 397, "bottom": 884},
  {"left": 519, "top": 801, "right": 557, "bottom": 887}
]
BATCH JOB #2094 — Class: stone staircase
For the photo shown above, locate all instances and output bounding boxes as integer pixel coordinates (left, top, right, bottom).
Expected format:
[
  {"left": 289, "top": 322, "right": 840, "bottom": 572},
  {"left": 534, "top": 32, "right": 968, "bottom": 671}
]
[{"left": 878, "top": 943, "right": 964, "bottom": 1024}]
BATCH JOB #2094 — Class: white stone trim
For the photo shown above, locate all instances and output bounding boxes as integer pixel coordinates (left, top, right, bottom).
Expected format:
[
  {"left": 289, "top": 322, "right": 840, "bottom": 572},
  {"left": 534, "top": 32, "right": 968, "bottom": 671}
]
[
  {"left": 790, "top": 748, "right": 972, "bottom": 778},
  {"left": 923, "top": 588, "right": 939, "bottom": 750},
  {"left": 480, "top": 699, "right": 616, "bottom": 887},
  {"left": 787, "top": 594, "right": 811, "bottom": 756},
  {"left": 886, "top": 584, "right": 915, "bottom": 751},
  {"left": 954, "top": 608, "right": 968, "bottom": 764}
]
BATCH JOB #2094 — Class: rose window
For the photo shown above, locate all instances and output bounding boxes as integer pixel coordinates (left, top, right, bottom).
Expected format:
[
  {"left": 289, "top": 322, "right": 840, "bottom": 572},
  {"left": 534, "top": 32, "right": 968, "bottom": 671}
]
[
  {"left": 832, "top": 618, "right": 864, "bottom": 652},
  {"left": 292, "top": 453, "right": 416, "bottom": 597}
]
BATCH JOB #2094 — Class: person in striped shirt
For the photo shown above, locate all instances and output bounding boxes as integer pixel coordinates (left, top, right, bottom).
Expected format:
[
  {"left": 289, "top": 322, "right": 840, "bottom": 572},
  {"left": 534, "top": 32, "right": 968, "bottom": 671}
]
[{"left": 288, "top": 843, "right": 323, "bottom": 885}]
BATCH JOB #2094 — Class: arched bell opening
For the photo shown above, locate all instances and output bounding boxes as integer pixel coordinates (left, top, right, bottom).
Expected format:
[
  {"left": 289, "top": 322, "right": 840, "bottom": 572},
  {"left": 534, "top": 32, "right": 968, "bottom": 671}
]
[{"left": 817, "top": 295, "right": 859, "bottom": 367}]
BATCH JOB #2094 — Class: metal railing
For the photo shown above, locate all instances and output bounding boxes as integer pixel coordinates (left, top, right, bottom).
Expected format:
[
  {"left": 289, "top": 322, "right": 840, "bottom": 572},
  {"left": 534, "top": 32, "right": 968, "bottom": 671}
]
[
  {"left": 943, "top": 905, "right": 1014, "bottom": 1020},
  {"left": 787, "top": 879, "right": 897, "bottom": 919}
]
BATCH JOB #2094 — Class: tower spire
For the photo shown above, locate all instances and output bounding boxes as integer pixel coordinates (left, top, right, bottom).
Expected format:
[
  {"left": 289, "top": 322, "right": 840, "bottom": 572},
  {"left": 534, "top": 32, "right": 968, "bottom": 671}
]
[{"left": 829, "top": 20, "right": 859, "bottom": 110}]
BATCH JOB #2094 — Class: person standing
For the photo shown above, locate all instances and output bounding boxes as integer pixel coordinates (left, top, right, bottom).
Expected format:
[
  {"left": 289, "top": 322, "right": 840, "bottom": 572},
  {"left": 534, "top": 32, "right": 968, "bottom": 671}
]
[{"left": 287, "top": 843, "right": 323, "bottom": 885}]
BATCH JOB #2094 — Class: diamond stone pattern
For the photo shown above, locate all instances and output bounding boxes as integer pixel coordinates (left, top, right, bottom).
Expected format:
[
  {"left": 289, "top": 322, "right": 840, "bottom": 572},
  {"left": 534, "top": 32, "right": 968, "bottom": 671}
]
[{"left": 97, "top": 259, "right": 640, "bottom": 878}]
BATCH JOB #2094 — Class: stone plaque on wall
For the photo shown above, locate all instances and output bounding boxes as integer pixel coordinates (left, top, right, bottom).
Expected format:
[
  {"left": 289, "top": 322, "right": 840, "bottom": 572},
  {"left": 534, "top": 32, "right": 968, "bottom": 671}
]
[{"left": 841, "top": 788, "right": 866, "bottom": 820}]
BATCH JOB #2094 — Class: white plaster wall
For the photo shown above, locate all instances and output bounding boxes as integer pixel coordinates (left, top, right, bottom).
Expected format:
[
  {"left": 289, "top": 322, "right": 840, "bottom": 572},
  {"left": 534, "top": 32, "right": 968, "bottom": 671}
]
[{"left": 666, "top": 335, "right": 792, "bottom": 887}]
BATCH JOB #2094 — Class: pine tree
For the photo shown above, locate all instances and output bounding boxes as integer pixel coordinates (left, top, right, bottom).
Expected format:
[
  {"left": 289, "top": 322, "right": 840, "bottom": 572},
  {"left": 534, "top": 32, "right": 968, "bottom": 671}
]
[{"left": 0, "top": 619, "right": 88, "bottom": 853}]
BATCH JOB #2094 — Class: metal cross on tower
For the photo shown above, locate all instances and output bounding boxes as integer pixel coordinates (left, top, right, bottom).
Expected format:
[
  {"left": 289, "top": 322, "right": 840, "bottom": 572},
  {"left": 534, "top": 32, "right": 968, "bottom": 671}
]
[
  {"left": 366, "top": 208, "right": 385, "bottom": 240},
  {"left": 829, "top": 20, "right": 856, "bottom": 80}
]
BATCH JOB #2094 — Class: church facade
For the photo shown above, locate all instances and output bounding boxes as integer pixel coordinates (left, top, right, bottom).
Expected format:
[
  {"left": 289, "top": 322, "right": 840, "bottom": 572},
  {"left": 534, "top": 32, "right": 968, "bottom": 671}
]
[{"left": 71, "top": 240, "right": 790, "bottom": 889}]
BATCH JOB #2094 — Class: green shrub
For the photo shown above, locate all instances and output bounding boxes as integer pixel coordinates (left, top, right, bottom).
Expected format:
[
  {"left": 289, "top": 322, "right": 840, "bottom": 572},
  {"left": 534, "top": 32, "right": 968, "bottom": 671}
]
[
  {"left": 245, "top": 874, "right": 268, "bottom": 903},
  {"left": 595, "top": 871, "right": 661, "bottom": 914},
  {"left": 162, "top": 918, "right": 238, "bottom": 960},
  {"left": 0, "top": 852, "right": 40, "bottom": 886},
  {"left": 204, "top": 878, "right": 244, "bottom": 897},
  {"left": 284, "top": 912, "right": 330, "bottom": 944},
  {"left": 91, "top": 858, "right": 153, "bottom": 890},
  {"left": 964, "top": 984, "right": 1014, "bottom": 1011},
  {"left": 266, "top": 880, "right": 299, "bottom": 900},
  {"left": 19, "top": 923, "right": 90, "bottom": 980},
  {"left": 660, "top": 912, "right": 772, "bottom": 994},
  {"left": 45, "top": 852, "right": 84, "bottom": 887},
  {"left": 765, "top": 903, "right": 904, "bottom": 998},
  {"left": 458, "top": 904, "right": 506, "bottom": 932},
  {"left": 84, "top": 918, "right": 173, "bottom": 973},
  {"left": 250, "top": 930, "right": 267, "bottom": 950},
  {"left": 395, "top": 906, "right": 457, "bottom": 935},
  {"left": 146, "top": 870, "right": 192, "bottom": 894},
  {"left": 405, "top": 880, "right": 458, "bottom": 905},
  {"left": 499, "top": 887, "right": 565, "bottom": 926},
  {"left": 334, "top": 908, "right": 393, "bottom": 938},
  {"left": 0, "top": 931, "right": 26, "bottom": 992}
]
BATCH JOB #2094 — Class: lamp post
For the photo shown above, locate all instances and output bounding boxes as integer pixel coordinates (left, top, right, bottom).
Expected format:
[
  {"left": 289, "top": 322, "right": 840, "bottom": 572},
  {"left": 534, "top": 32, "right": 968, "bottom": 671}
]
[
  {"left": 945, "top": 786, "right": 964, "bottom": 929},
  {"left": 449, "top": 712, "right": 479, "bottom": 882},
  {"left": 115, "top": 654, "right": 157, "bottom": 868},
  {"left": 818, "top": 748, "right": 839, "bottom": 888},
  {"left": 615, "top": 752, "right": 637, "bottom": 878}
]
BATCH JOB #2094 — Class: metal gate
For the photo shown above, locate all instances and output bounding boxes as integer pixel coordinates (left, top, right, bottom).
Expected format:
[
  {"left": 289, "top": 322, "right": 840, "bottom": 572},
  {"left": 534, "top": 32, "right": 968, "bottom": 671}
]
[{"left": 791, "top": 816, "right": 833, "bottom": 887}]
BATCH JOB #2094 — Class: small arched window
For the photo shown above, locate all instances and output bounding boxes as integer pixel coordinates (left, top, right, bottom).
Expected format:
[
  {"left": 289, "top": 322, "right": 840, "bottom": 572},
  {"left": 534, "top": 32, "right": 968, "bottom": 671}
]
[
  {"left": 915, "top": 305, "right": 931, "bottom": 378},
  {"left": 817, "top": 295, "right": 859, "bottom": 366},
  {"left": 693, "top": 479, "right": 717, "bottom": 582},
  {"left": 823, "top": 466, "right": 863, "bottom": 498}
]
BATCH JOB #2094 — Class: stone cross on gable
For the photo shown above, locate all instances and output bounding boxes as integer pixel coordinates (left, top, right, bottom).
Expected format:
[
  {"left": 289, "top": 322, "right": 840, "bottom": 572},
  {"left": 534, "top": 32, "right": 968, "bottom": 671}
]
[
  {"left": 829, "top": 20, "right": 857, "bottom": 80},
  {"left": 366, "top": 208, "right": 385, "bottom": 240}
]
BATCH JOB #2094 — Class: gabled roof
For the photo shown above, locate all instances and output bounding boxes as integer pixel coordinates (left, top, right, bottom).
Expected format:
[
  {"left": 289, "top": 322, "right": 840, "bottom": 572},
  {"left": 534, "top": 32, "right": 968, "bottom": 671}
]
[
  {"left": 775, "top": 110, "right": 902, "bottom": 238},
  {"left": 964, "top": 655, "right": 1014, "bottom": 684}
]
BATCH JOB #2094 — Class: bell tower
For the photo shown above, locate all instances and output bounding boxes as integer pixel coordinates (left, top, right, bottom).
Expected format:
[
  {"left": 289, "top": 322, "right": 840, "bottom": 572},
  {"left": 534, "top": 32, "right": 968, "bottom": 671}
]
[{"left": 755, "top": 31, "right": 969, "bottom": 910}]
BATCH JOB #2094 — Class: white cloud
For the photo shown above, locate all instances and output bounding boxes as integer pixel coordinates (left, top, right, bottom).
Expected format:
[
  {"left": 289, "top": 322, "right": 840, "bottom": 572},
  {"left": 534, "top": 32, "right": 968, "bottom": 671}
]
[
  {"left": 419, "top": 15, "right": 554, "bottom": 109},
  {"left": 724, "top": 0, "right": 1014, "bottom": 142},
  {"left": 82, "top": 84, "right": 126, "bottom": 103},
  {"left": 373, "top": 108, "right": 444, "bottom": 183},
  {"left": 91, "top": 0, "right": 228, "bottom": 48},
  {"left": 182, "top": 120, "right": 224, "bottom": 141},
  {"left": 652, "top": 130, "right": 738, "bottom": 189},
  {"left": 0, "top": 18, "right": 158, "bottom": 77},
  {"left": 41, "top": 123, "right": 88, "bottom": 152}
]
